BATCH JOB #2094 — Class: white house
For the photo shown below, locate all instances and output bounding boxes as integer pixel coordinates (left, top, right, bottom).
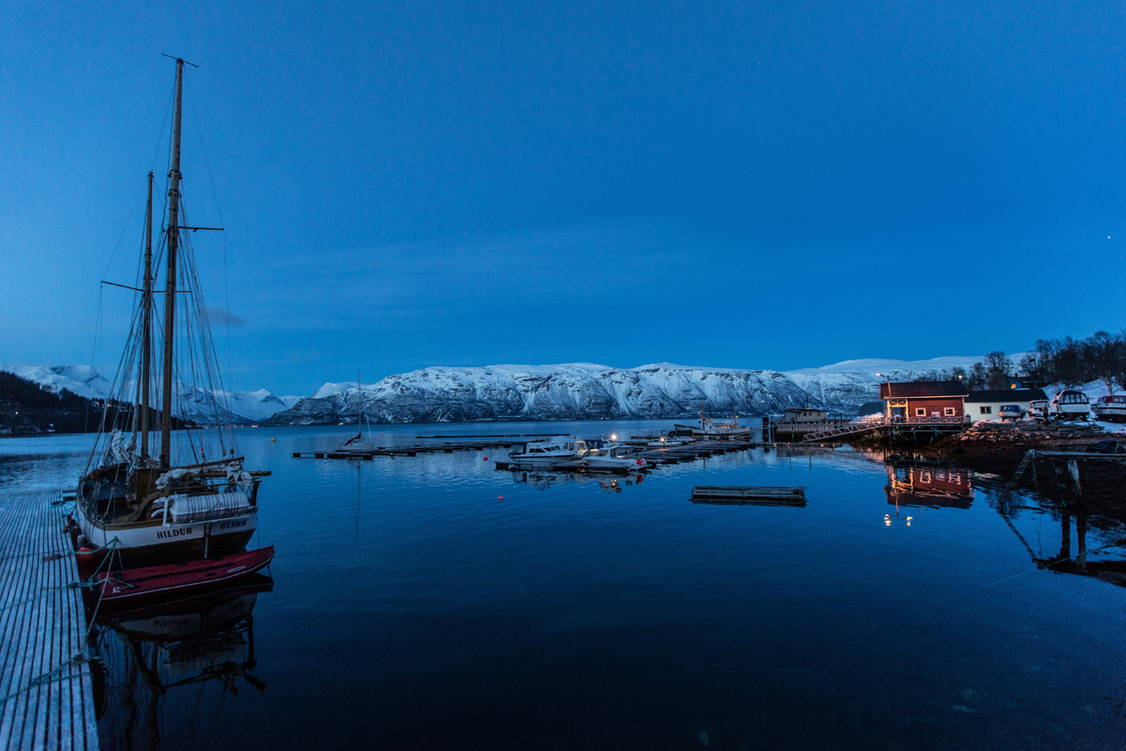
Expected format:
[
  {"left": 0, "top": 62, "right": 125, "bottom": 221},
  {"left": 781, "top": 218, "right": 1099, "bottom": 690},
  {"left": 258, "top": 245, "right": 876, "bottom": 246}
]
[{"left": 964, "top": 388, "right": 1047, "bottom": 423}]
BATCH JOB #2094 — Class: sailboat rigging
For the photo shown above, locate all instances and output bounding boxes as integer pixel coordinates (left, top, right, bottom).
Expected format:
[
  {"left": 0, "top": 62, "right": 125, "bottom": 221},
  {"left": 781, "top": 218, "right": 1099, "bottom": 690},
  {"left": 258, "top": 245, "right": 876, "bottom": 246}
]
[{"left": 74, "top": 57, "right": 269, "bottom": 567}]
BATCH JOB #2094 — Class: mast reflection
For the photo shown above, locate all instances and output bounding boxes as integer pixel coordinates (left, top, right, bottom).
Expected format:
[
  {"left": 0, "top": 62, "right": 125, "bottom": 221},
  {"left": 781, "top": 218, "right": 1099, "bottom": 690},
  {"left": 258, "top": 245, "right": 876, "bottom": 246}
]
[{"left": 90, "top": 576, "right": 271, "bottom": 749}]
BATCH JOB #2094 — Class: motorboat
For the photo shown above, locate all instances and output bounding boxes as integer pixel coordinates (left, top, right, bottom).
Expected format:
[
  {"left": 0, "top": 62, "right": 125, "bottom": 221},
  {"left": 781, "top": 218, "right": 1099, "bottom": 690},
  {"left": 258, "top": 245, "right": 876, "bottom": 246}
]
[
  {"left": 508, "top": 440, "right": 577, "bottom": 466},
  {"left": 1093, "top": 394, "right": 1126, "bottom": 423},
  {"left": 573, "top": 439, "right": 648, "bottom": 471},
  {"left": 1051, "top": 390, "right": 1090, "bottom": 420},
  {"left": 671, "top": 413, "right": 752, "bottom": 440}
]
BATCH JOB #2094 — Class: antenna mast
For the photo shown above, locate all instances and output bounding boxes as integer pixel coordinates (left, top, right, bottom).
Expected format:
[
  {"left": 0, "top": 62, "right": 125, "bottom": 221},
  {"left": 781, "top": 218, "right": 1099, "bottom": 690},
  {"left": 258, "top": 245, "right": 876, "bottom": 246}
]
[{"left": 159, "top": 58, "right": 185, "bottom": 469}]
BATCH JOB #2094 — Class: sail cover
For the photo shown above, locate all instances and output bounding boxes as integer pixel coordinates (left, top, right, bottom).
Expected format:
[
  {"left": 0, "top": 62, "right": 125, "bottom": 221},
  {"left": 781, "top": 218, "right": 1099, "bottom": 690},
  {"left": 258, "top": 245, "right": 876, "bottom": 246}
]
[{"left": 168, "top": 491, "right": 251, "bottom": 524}]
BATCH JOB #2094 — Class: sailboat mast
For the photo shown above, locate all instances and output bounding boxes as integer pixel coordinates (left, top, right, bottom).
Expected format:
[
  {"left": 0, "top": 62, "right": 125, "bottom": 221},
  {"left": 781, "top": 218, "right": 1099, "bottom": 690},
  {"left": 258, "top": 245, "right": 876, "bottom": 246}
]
[
  {"left": 160, "top": 58, "right": 185, "bottom": 469},
  {"left": 140, "top": 171, "right": 154, "bottom": 460}
]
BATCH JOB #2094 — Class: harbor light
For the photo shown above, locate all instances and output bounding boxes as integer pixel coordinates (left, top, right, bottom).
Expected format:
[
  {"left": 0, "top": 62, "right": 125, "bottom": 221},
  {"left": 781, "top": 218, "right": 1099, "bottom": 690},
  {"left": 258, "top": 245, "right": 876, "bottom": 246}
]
[{"left": 610, "top": 433, "right": 618, "bottom": 441}]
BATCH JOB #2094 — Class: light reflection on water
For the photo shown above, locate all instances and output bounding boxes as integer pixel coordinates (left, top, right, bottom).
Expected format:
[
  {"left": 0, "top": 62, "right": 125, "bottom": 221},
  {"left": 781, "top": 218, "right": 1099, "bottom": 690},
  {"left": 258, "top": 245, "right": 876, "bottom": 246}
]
[{"left": 3, "top": 420, "right": 1125, "bottom": 750}]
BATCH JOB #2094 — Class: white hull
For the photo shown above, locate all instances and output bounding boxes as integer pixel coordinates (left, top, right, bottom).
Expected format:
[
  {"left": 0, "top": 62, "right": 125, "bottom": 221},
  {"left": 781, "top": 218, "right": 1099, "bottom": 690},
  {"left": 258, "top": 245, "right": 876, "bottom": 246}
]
[
  {"left": 1093, "top": 406, "right": 1126, "bottom": 421},
  {"left": 507, "top": 454, "right": 574, "bottom": 467},
  {"left": 74, "top": 501, "right": 257, "bottom": 560}
]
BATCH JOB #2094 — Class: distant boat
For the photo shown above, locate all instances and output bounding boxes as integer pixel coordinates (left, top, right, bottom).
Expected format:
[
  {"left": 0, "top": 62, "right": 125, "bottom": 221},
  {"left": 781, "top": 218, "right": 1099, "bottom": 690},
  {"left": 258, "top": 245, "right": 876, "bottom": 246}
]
[
  {"left": 573, "top": 439, "right": 648, "bottom": 471},
  {"left": 1093, "top": 394, "right": 1126, "bottom": 423},
  {"left": 672, "top": 413, "right": 751, "bottom": 440},
  {"left": 1051, "top": 390, "right": 1090, "bottom": 421},
  {"left": 74, "top": 58, "right": 269, "bottom": 565},
  {"left": 508, "top": 440, "right": 577, "bottom": 466}
]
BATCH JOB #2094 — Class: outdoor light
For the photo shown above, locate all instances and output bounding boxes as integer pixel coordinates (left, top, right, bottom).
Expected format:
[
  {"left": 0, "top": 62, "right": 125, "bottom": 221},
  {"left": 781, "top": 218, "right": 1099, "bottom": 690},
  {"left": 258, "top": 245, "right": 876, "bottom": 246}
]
[{"left": 610, "top": 433, "right": 618, "bottom": 441}]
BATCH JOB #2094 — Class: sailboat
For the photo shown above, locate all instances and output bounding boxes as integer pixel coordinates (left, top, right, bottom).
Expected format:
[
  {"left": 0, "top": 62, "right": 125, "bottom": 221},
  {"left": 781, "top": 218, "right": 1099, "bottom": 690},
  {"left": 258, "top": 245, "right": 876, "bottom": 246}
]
[{"left": 74, "top": 58, "right": 269, "bottom": 567}]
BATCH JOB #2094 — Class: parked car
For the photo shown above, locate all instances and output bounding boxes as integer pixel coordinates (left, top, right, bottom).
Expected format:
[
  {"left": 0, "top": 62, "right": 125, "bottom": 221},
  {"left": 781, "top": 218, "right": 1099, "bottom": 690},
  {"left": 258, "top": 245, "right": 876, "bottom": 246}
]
[
  {"left": 1027, "top": 399, "right": 1049, "bottom": 421},
  {"left": 998, "top": 404, "right": 1025, "bottom": 422}
]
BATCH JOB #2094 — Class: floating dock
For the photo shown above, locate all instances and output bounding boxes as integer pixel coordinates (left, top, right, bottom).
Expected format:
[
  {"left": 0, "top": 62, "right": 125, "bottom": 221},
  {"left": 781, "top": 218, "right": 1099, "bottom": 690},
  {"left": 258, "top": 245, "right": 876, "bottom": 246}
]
[
  {"left": 690, "top": 485, "right": 807, "bottom": 506},
  {"left": 293, "top": 436, "right": 534, "bottom": 460},
  {"left": 0, "top": 490, "right": 99, "bottom": 750},
  {"left": 631, "top": 440, "right": 754, "bottom": 465}
]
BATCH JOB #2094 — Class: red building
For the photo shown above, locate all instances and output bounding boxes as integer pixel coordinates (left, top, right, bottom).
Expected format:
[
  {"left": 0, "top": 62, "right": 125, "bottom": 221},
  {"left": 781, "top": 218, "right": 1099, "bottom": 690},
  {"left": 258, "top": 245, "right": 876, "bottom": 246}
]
[{"left": 879, "top": 381, "right": 968, "bottom": 422}]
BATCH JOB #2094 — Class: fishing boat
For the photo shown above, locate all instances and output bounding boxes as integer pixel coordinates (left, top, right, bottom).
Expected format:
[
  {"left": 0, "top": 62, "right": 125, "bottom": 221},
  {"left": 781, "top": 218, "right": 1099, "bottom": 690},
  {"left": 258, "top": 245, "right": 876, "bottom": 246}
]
[
  {"left": 1092, "top": 394, "right": 1126, "bottom": 422},
  {"left": 74, "top": 58, "right": 269, "bottom": 567},
  {"left": 671, "top": 413, "right": 752, "bottom": 440},
  {"left": 1050, "top": 389, "right": 1090, "bottom": 421}
]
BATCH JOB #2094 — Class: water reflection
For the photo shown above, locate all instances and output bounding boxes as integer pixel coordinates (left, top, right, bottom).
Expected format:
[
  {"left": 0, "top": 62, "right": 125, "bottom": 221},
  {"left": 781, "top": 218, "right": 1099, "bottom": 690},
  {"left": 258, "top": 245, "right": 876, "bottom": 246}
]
[
  {"left": 90, "top": 577, "right": 271, "bottom": 750},
  {"left": 504, "top": 469, "right": 645, "bottom": 493},
  {"left": 997, "top": 495, "right": 1126, "bottom": 590},
  {"left": 885, "top": 463, "right": 974, "bottom": 509}
]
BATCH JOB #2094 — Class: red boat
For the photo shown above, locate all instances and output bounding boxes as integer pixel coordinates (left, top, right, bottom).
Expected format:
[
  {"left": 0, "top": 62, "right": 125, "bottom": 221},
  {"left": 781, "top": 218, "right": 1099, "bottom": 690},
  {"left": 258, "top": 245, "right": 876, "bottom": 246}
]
[{"left": 94, "top": 546, "right": 275, "bottom": 603}]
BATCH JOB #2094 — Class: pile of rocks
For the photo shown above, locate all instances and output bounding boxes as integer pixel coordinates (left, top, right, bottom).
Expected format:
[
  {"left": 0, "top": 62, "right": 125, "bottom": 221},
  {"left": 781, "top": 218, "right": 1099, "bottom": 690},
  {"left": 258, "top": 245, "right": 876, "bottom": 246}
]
[{"left": 955, "top": 420, "right": 1103, "bottom": 446}]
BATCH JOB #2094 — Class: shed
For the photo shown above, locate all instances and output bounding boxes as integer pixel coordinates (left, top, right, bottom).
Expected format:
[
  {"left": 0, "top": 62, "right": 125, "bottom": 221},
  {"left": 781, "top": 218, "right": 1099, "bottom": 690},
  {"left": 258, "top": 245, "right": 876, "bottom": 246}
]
[{"left": 879, "top": 381, "right": 968, "bottom": 422}]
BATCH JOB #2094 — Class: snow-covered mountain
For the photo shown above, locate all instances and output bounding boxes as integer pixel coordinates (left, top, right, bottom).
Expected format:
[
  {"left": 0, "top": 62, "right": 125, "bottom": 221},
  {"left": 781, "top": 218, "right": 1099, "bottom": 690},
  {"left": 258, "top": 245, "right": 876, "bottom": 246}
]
[
  {"left": 1, "top": 364, "right": 299, "bottom": 425},
  {"left": 0, "top": 364, "right": 112, "bottom": 400},
  {"left": 784, "top": 356, "right": 985, "bottom": 410},
  {"left": 10, "top": 355, "right": 1033, "bottom": 427},
  {"left": 265, "top": 363, "right": 819, "bottom": 425}
]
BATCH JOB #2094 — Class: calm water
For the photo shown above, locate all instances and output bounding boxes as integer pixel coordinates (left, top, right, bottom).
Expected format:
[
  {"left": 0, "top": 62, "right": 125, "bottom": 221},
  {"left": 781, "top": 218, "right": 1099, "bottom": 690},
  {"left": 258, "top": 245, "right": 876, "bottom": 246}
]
[{"left": 2, "top": 421, "right": 1125, "bottom": 750}]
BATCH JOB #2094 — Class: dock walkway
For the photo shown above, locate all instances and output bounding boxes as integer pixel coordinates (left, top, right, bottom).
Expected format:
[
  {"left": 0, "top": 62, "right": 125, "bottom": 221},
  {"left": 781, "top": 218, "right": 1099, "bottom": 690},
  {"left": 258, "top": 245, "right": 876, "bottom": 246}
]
[{"left": 0, "top": 490, "right": 99, "bottom": 751}]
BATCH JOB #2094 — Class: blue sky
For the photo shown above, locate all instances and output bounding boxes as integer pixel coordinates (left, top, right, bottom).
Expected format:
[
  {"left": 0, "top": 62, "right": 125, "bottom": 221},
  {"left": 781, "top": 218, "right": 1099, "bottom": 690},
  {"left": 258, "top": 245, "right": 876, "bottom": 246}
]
[{"left": 2, "top": 0, "right": 1124, "bottom": 395}]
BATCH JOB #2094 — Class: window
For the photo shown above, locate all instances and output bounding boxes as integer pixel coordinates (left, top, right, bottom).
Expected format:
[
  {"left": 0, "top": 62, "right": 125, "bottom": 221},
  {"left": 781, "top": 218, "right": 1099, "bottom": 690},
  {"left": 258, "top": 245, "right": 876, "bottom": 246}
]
[
  {"left": 980, "top": 406, "right": 992, "bottom": 414},
  {"left": 944, "top": 407, "right": 956, "bottom": 416},
  {"left": 915, "top": 408, "right": 926, "bottom": 417}
]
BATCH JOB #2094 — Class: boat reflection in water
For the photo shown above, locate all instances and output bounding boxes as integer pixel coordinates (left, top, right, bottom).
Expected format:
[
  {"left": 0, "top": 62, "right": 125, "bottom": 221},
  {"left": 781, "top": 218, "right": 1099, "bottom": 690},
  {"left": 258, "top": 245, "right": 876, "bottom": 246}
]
[
  {"left": 89, "top": 576, "right": 271, "bottom": 749},
  {"left": 885, "top": 463, "right": 974, "bottom": 509}
]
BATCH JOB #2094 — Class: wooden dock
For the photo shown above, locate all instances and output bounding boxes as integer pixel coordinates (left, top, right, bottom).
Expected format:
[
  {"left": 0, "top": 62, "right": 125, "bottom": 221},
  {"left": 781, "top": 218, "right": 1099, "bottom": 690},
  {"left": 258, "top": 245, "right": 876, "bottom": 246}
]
[
  {"left": 631, "top": 440, "right": 753, "bottom": 465},
  {"left": 0, "top": 490, "right": 99, "bottom": 750},
  {"left": 493, "top": 459, "right": 640, "bottom": 475},
  {"left": 690, "top": 485, "right": 806, "bottom": 506},
  {"left": 293, "top": 436, "right": 535, "bottom": 460}
]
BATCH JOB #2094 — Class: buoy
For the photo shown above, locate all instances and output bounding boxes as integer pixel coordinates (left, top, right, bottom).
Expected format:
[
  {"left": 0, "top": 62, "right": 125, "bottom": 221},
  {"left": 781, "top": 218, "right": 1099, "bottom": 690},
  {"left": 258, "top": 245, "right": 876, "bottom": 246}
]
[
  {"left": 483, "top": 456, "right": 488, "bottom": 461},
  {"left": 498, "top": 495, "right": 504, "bottom": 501},
  {"left": 271, "top": 437, "right": 277, "bottom": 443}
]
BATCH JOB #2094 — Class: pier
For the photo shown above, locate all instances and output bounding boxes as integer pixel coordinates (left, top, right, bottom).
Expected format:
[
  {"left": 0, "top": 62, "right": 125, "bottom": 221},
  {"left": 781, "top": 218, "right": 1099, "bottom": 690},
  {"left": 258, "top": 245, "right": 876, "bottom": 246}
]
[
  {"left": 495, "top": 439, "right": 755, "bottom": 473},
  {"left": 800, "top": 416, "right": 969, "bottom": 444},
  {"left": 0, "top": 490, "right": 99, "bottom": 751},
  {"left": 292, "top": 436, "right": 535, "bottom": 460}
]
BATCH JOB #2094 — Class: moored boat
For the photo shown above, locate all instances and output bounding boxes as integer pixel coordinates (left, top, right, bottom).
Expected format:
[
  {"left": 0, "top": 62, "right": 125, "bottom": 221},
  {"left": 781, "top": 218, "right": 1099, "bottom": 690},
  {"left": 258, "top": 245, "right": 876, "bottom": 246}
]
[
  {"left": 93, "top": 547, "right": 275, "bottom": 604},
  {"left": 573, "top": 439, "right": 648, "bottom": 470},
  {"left": 73, "top": 58, "right": 269, "bottom": 568},
  {"left": 507, "top": 440, "right": 577, "bottom": 466}
]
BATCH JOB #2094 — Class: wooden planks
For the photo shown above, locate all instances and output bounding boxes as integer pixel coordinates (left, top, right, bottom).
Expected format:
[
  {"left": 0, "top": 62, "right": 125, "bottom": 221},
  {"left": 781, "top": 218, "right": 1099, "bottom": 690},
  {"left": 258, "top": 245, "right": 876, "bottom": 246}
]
[
  {"left": 691, "top": 486, "right": 806, "bottom": 506},
  {"left": 0, "top": 490, "right": 99, "bottom": 751}
]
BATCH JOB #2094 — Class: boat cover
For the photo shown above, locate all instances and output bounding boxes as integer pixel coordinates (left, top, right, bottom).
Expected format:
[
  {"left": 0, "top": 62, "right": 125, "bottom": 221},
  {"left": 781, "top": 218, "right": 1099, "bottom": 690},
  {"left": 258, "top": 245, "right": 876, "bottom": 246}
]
[{"left": 169, "top": 490, "right": 251, "bottom": 524}]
